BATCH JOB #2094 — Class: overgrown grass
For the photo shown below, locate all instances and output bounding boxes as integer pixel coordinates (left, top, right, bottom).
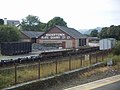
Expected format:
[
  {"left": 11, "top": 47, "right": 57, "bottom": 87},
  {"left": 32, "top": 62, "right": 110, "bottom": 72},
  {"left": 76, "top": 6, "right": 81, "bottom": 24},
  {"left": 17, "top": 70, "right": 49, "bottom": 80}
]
[
  {"left": 112, "top": 55, "right": 120, "bottom": 64},
  {"left": 0, "top": 69, "right": 15, "bottom": 88},
  {"left": 0, "top": 52, "right": 109, "bottom": 89},
  {"left": 40, "top": 62, "right": 56, "bottom": 77},
  {"left": 17, "top": 64, "right": 38, "bottom": 83},
  {"left": 57, "top": 60, "right": 69, "bottom": 73}
]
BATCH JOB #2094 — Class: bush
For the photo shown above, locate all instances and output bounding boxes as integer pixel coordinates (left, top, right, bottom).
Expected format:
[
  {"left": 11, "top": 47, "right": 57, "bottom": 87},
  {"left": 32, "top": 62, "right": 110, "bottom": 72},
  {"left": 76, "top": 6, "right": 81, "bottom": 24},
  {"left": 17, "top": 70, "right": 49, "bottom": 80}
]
[
  {"left": 0, "top": 25, "right": 21, "bottom": 43},
  {"left": 113, "top": 42, "right": 120, "bottom": 55},
  {"left": 112, "top": 55, "right": 120, "bottom": 64}
]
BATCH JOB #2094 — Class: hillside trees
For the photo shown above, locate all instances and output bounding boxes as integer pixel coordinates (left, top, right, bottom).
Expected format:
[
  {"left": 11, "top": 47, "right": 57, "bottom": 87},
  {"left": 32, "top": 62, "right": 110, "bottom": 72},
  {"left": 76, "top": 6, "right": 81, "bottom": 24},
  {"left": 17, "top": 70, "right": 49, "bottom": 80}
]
[
  {"left": 90, "top": 29, "right": 98, "bottom": 37},
  {"left": 99, "top": 25, "right": 120, "bottom": 40},
  {"left": 99, "top": 27, "right": 108, "bottom": 39}
]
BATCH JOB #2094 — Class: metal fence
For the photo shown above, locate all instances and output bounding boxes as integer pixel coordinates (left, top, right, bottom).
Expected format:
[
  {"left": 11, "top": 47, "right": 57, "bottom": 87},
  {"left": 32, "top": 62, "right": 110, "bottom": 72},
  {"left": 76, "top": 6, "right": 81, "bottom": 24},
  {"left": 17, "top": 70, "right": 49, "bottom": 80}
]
[{"left": 0, "top": 51, "right": 109, "bottom": 89}]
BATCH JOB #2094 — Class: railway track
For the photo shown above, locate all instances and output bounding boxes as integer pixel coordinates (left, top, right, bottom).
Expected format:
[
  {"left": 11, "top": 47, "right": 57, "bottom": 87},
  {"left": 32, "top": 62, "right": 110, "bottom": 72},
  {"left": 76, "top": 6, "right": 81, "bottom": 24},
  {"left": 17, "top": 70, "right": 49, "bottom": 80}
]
[{"left": 0, "top": 46, "right": 99, "bottom": 68}]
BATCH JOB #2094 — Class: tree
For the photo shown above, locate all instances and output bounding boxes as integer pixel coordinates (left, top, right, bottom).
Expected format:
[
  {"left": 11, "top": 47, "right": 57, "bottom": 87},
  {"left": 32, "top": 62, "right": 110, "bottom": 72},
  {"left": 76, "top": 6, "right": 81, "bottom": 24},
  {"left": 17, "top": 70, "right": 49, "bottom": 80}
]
[
  {"left": 108, "top": 25, "right": 120, "bottom": 40},
  {"left": 99, "top": 27, "right": 109, "bottom": 39},
  {"left": 116, "top": 25, "right": 120, "bottom": 40},
  {"left": 39, "top": 22, "right": 46, "bottom": 31},
  {"left": 20, "top": 15, "right": 68, "bottom": 31},
  {"left": 0, "top": 25, "right": 21, "bottom": 43},
  {"left": 0, "top": 19, "right": 4, "bottom": 25},
  {"left": 46, "top": 17, "right": 67, "bottom": 30},
  {"left": 99, "top": 25, "right": 120, "bottom": 40},
  {"left": 90, "top": 29, "right": 98, "bottom": 37},
  {"left": 20, "top": 15, "right": 41, "bottom": 31}
]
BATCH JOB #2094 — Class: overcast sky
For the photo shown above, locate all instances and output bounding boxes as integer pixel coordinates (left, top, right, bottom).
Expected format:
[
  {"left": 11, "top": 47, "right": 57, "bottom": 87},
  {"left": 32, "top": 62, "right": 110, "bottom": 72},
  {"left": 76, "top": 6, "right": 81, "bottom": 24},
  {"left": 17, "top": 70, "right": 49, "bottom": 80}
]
[{"left": 0, "top": 0, "right": 120, "bottom": 30}]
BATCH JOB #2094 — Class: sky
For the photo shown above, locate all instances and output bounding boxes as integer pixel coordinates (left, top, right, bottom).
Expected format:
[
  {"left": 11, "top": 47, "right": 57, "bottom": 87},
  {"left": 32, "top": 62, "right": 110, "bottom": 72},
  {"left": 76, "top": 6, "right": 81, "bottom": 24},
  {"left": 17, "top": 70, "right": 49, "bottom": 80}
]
[{"left": 0, "top": 0, "right": 120, "bottom": 30}]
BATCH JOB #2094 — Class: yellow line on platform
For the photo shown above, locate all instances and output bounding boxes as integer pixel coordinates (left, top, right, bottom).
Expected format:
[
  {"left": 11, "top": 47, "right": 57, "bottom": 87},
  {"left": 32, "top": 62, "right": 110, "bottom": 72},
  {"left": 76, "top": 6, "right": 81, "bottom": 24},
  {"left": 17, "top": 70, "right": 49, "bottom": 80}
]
[{"left": 65, "top": 74, "right": 120, "bottom": 90}]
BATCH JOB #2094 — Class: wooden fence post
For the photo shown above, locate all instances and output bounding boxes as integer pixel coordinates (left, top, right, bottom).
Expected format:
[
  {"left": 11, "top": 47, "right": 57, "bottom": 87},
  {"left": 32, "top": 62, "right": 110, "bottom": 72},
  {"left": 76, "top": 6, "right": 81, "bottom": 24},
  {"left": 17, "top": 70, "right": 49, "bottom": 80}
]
[
  {"left": 102, "top": 51, "right": 104, "bottom": 61},
  {"left": 89, "top": 54, "right": 91, "bottom": 65},
  {"left": 69, "top": 55, "right": 71, "bottom": 70},
  {"left": 96, "top": 52, "right": 98, "bottom": 63},
  {"left": 14, "top": 64, "right": 17, "bottom": 84},
  {"left": 82, "top": 55, "right": 84, "bottom": 67},
  {"left": 80, "top": 55, "right": 82, "bottom": 67},
  {"left": 38, "top": 60, "right": 40, "bottom": 79},
  {"left": 56, "top": 58, "right": 58, "bottom": 74}
]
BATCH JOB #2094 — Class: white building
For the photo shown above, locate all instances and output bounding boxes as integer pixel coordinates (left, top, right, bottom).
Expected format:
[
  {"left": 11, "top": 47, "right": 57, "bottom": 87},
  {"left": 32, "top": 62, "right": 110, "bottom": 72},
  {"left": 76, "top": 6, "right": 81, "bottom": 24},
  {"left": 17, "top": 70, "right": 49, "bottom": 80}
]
[
  {"left": 99, "top": 38, "right": 116, "bottom": 50},
  {"left": 4, "top": 18, "right": 20, "bottom": 26}
]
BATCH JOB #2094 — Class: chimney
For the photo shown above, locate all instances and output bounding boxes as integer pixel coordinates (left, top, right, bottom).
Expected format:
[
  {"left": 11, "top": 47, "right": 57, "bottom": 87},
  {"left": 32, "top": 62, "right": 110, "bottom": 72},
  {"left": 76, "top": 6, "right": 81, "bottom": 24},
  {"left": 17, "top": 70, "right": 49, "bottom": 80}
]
[{"left": 4, "top": 18, "right": 7, "bottom": 25}]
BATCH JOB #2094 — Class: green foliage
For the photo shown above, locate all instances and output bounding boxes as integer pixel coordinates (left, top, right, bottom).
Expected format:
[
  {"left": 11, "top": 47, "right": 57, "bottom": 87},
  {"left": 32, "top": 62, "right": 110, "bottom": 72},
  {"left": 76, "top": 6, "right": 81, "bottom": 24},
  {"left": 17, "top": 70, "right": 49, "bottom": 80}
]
[
  {"left": 46, "top": 17, "right": 67, "bottom": 30},
  {"left": 99, "top": 27, "right": 109, "bottom": 39},
  {"left": 99, "top": 25, "right": 120, "bottom": 40},
  {"left": 20, "top": 15, "right": 41, "bottom": 31},
  {"left": 0, "top": 19, "right": 4, "bottom": 25},
  {"left": 113, "top": 41, "right": 120, "bottom": 55},
  {"left": 40, "top": 22, "right": 46, "bottom": 31},
  {"left": 0, "top": 25, "right": 21, "bottom": 43},
  {"left": 112, "top": 55, "right": 120, "bottom": 64},
  {"left": 20, "top": 15, "right": 67, "bottom": 31},
  {"left": 90, "top": 29, "right": 98, "bottom": 37}
]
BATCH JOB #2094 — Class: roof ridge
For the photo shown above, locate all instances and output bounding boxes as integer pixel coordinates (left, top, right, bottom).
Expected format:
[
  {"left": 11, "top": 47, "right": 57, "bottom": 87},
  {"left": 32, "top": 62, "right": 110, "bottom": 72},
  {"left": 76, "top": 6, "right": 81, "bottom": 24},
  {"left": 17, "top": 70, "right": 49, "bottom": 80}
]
[
  {"left": 21, "top": 30, "right": 44, "bottom": 32},
  {"left": 55, "top": 25, "right": 85, "bottom": 39},
  {"left": 21, "top": 30, "right": 44, "bottom": 38},
  {"left": 55, "top": 25, "right": 74, "bottom": 38}
]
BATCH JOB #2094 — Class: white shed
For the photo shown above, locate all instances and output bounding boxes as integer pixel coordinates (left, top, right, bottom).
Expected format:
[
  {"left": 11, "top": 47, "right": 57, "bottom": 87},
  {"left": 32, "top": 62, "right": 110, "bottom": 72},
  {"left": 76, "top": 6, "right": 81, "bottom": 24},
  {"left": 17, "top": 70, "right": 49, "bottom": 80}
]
[{"left": 99, "top": 38, "right": 116, "bottom": 50}]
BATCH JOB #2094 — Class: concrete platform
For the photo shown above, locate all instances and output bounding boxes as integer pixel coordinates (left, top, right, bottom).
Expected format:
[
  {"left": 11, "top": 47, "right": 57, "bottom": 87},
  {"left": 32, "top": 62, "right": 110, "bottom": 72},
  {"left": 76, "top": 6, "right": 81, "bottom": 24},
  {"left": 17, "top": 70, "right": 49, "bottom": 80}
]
[
  {"left": 65, "top": 74, "right": 120, "bottom": 90},
  {"left": 0, "top": 51, "right": 41, "bottom": 61},
  {"left": 0, "top": 49, "right": 70, "bottom": 61}
]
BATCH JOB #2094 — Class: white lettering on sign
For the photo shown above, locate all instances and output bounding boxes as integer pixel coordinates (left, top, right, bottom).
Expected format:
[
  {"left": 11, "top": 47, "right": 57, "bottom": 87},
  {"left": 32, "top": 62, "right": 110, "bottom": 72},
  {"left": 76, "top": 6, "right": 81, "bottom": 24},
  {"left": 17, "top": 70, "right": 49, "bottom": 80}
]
[
  {"left": 41, "top": 33, "right": 71, "bottom": 39},
  {"left": 46, "top": 33, "right": 65, "bottom": 36},
  {"left": 67, "top": 36, "right": 70, "bottom": 39},
  {"left": 41, "top": 36, "right": 49, "bottom": 39}
]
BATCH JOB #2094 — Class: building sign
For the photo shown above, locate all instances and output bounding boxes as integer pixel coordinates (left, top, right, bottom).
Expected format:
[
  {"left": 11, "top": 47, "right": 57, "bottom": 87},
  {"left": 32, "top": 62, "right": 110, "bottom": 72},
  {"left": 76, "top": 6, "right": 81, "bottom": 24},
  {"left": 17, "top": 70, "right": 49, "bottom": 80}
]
[{"left": 41, "top": 33, "right": 71, "bottom": 40}]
